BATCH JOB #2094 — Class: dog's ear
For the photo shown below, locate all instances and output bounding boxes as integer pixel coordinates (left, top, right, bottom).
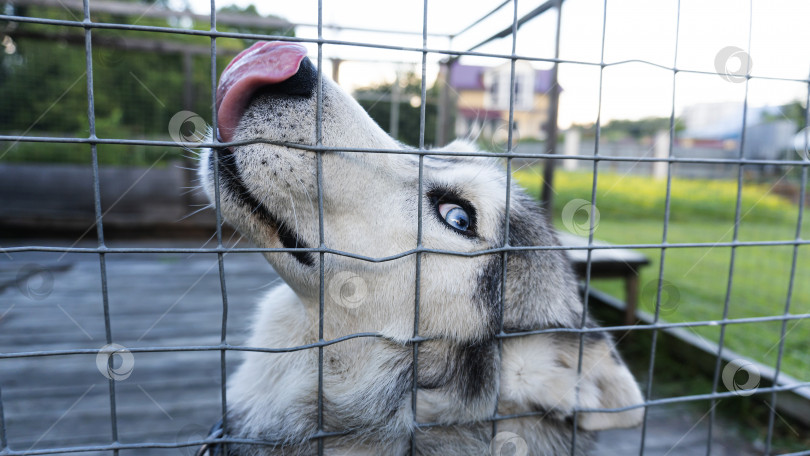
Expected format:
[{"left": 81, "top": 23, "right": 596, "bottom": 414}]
[{"left": 501, "top": 333, "right": 644, "bottom": 431}]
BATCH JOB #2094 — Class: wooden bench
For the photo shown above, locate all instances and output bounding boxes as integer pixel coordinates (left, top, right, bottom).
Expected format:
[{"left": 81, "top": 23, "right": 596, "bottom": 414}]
[{"left": 556, "top": 232, "right": 650, "bottom": 325}]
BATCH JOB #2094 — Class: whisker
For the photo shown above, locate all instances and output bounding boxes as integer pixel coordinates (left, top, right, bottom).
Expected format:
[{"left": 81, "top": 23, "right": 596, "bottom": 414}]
[{"left": 177, "top": 204, "right": 214, "bottom": 222}]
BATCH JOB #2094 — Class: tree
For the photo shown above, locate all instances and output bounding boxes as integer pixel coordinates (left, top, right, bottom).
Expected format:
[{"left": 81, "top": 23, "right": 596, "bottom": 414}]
[
  {"left": 354, "top": 72, "right": 438, "bottom": 148},
  {"left": 571, "top": 116, "right": 685, "bottom": 141},
  {"left": 0, "top": 0, "right": 292, "bottom": 165},
  {"left": 762, "top": 100, "right": 806, "bottom": 132}
]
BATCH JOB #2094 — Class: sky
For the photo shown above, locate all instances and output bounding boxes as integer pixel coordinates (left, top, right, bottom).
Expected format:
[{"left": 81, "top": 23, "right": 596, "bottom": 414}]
[{"left": 184, "top": 0, "right": 810, "bottom": 128}]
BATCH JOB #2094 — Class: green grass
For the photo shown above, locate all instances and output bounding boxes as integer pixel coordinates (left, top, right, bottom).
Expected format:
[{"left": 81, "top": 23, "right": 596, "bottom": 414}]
[
  {"left": 514, "top": 169, "right": 810, "bottom": 382},
  {"left": 587, "top": 218, "right": 810, "bottom": 382},
  {"left": 519, "top": 167, "right": 801, "bottom": 225}
]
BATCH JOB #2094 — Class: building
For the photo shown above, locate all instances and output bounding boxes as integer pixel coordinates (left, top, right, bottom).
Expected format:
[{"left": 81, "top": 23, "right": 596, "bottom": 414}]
[
  {"left": 449, "top": 60, "right": 555, "bottom": 145},
  {"left": 681, "top": 102, "right": 797, "bottom": 161}
]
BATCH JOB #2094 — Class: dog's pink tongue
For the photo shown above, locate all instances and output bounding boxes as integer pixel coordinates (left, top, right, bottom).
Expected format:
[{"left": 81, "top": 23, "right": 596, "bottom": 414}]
[{"left": 216, "top": 41, "right": 308, "bottom": 143}]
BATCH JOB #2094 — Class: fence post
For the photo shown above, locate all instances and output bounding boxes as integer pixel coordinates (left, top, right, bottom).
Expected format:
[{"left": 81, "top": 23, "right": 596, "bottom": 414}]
[
  {"left": 182, "top": 51, "right": 195, "bottom": 208},
  {"left": 390, "top": 70, "right": 400, "bottom": 140},
  {"left": 563, "top": 128, "right": 580, "bottom": 171},
  {"left": 652, "top": 129, "right": 669, "bottom": 179},
  {"left": 436, "top": 61, "right": 451, "bottom": 147},
  {"left": 331, "top": 58, "right": 342, "bottom": 84},
  {"left": 539, "top": 0, "right": 563, "bottom": 214}
]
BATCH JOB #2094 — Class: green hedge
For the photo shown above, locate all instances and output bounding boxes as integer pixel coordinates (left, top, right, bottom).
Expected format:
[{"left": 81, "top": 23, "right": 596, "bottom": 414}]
[{"left": 514, "top": 170, "right": 798, "bottom": 225}]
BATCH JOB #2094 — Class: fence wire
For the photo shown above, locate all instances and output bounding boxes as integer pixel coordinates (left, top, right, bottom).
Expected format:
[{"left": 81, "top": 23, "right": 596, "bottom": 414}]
[{"left": 0, "top": 0, "right": 809, "bottom": 455}]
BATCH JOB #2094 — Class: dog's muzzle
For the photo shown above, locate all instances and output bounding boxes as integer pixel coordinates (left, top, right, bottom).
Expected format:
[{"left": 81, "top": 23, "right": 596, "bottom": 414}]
[{"left": 215, "top": 41, "right": 318, "bottom": 144}]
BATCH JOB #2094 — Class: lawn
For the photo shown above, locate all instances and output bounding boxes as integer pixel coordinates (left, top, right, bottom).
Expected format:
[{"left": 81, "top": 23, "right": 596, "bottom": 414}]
[{"left": 515, "top": 168, "right": 810, "bottom": 381}]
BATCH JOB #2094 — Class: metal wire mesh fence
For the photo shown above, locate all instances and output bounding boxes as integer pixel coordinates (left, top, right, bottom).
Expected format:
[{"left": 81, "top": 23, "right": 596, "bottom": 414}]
[{"left": 0, "top": 0, "right": 809, "bottom": 455}]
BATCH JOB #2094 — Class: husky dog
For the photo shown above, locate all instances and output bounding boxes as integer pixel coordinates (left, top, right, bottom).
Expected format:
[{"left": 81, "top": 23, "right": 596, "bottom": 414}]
[{"left": 198, "top": 41, "right": 643, "bottom": 455}]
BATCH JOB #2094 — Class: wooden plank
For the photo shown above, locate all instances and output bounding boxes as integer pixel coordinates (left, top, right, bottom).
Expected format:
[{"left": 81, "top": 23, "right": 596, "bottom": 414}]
[
  {"left": 0, "top": 246, "right": 274, "bottom": 454},
  {"left": 589, "top": 287, "right": 810, "bottom": 427},
  {"left": 557, "top": 232, "right": 651, "bottom": 266}
]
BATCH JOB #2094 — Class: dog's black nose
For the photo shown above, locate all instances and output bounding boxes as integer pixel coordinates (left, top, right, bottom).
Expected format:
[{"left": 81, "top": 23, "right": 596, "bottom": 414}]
[
  {"left": 216, "top": 41, "right": 316, "bottom": 143},
  {"left": 262, "top": 57, "right": 317, "bottom": 98}
]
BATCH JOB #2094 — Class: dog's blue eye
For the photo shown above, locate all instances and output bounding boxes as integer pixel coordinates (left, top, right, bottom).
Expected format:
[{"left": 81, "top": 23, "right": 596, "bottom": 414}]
[{"left": 438, "top": 203, "right": 470, "bottom": 232}]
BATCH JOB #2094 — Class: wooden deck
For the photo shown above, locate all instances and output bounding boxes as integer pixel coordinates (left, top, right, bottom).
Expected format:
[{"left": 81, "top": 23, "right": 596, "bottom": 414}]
[{"left": 0, "top": 239, "right": 757, "bottom": 455}]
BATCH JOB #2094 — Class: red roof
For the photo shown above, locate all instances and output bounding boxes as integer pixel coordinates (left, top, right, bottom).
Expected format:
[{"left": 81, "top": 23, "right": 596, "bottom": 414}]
[{"left": 457, "top": 107, "right": 502, "bottom": 120}]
